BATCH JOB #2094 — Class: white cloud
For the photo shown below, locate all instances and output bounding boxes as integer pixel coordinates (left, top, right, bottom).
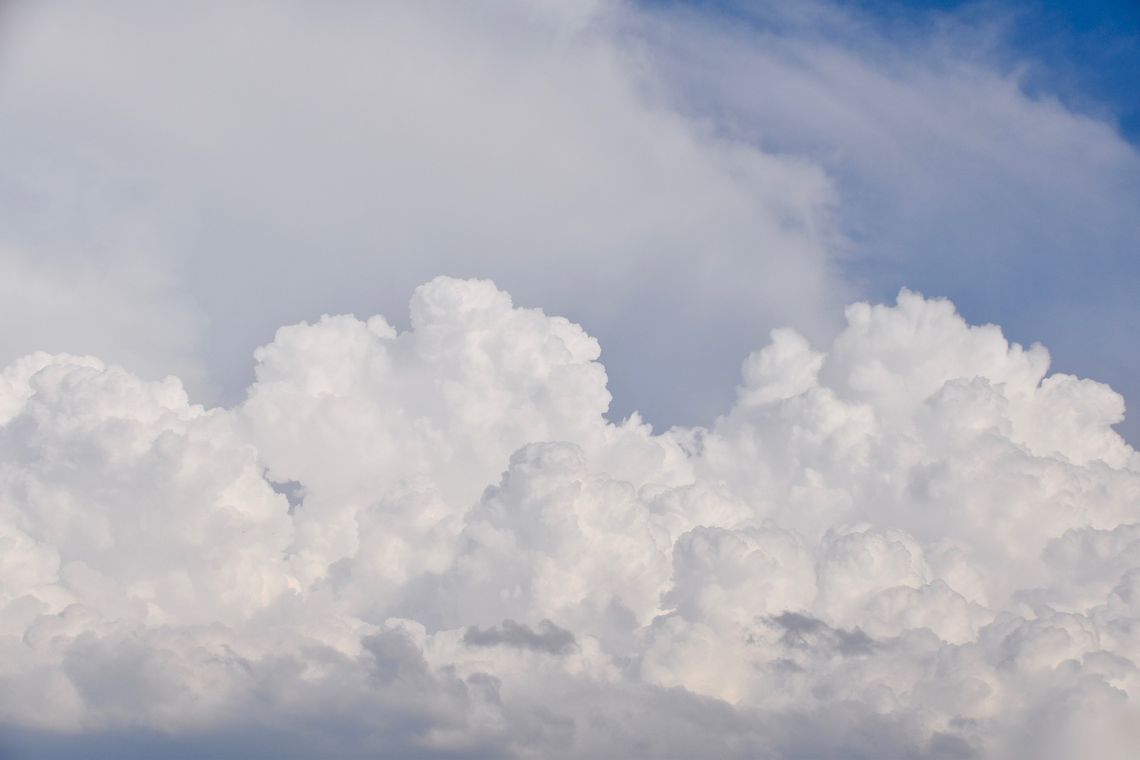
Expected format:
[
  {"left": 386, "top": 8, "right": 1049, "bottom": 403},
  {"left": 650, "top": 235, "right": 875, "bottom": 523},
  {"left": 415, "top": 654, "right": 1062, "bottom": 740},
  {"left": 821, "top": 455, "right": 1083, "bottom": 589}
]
[{"left": 2, "top": 277, "right": 1138, "bottom": 757}]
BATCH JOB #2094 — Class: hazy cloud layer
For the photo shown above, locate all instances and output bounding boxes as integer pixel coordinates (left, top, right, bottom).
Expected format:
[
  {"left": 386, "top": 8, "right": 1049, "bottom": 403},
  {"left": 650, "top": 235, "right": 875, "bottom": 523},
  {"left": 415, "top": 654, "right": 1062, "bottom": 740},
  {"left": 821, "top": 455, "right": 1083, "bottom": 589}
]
[
  {"left": 3, "top": 0, "right": 1136, "bottom": 436},
  {"left": 0, "top": 0, "right": 842, "bottom": 429},
  {"left": 2, "top": 277, "right": 1137, "bottom": 758}
]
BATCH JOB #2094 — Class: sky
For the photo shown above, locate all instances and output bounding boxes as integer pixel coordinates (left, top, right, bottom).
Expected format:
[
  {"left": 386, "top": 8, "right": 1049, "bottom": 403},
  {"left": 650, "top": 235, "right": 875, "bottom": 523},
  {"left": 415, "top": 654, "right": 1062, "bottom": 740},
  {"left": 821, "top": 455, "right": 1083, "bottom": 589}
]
[{"left": 1, "top": 1, "right": 1139, "bottom": 758}]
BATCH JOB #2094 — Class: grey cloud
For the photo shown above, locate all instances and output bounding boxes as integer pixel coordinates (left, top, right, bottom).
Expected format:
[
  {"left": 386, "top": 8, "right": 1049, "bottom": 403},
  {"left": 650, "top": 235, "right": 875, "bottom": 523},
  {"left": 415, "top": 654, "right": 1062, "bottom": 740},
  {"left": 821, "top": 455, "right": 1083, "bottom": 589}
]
[
  {"left": 463, "top": 620, "right": 577, "bottom": 656},
  {"left": 268, "top": 478, "right": 305, "bottom": 514},
  {"left": 769, "top": 611, "right": 877, "bottom": 656}
]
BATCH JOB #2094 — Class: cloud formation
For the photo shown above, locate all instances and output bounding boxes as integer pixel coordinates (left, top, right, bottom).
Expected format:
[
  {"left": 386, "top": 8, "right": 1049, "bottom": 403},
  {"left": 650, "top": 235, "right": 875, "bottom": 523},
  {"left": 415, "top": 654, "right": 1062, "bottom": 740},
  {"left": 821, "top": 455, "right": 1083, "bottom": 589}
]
[
  {"left": 2, "top": 277, "right": 1137, "bottom": 758},
  {"left": 463, "top": 620, "right": 577, "bottom": 655}
]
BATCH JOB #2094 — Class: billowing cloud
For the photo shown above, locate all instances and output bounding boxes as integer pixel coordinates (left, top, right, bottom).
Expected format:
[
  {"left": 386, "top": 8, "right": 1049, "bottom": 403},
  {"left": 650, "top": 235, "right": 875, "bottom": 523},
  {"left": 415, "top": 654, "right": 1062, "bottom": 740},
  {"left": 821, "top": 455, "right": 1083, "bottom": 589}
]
[{"left": 2, "top": 277, "right": 1137, "bottom": 758}]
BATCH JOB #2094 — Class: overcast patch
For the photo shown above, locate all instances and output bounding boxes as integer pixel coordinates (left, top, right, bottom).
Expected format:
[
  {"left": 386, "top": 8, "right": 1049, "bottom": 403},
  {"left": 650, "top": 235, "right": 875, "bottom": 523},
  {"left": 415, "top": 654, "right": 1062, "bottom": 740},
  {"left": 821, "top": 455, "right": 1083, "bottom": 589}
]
[
  {"left": 768, "top": 611, "right": 876, "bottom": 656},
  {"left": 463, "top": 620, "right": 577, "bottom": 656}
]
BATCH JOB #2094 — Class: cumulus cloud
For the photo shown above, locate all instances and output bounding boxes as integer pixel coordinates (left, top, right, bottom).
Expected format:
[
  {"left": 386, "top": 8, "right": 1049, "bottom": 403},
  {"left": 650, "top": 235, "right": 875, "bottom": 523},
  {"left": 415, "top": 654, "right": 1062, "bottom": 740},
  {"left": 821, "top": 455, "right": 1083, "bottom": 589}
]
[{"left": 2, "top": 277, "right": 1138, "bottom": 758}]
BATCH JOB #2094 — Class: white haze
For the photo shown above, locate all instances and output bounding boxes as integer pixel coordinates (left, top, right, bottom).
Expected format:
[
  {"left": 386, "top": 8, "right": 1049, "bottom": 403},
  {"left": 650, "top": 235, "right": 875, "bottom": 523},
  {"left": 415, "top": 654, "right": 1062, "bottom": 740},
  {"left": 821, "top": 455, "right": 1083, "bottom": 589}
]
[{"left": 1, "top": 277, "right": 1138, "bottom": 758}]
